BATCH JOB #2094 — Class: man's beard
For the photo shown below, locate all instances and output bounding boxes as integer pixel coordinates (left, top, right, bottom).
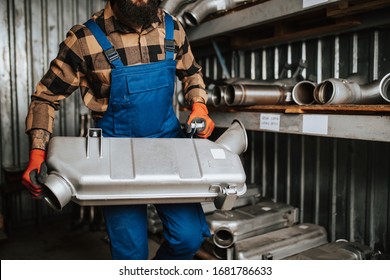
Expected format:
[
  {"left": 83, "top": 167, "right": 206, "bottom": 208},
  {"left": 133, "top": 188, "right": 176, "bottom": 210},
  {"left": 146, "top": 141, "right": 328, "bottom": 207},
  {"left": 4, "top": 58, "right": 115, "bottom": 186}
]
[{"left": 114, "top": 0, "right": 160, "bottom": 27}]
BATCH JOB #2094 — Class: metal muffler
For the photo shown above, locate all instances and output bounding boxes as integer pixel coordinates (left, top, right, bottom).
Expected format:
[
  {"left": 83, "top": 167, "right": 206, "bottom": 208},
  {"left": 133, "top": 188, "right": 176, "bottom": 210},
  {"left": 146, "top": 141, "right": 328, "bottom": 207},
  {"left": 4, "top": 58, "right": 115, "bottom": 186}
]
[
  {"left": 207, "top": 200, "right": 299, "bottom": 249},
  {"left": 234, "top": 223, "right": 328, "bottom": 260},
  {"left": 313, "top": 73, "right": 390, "bottom": 104},
  {"left": 42, "top": 120, "right": 248, "bottom": 211}
]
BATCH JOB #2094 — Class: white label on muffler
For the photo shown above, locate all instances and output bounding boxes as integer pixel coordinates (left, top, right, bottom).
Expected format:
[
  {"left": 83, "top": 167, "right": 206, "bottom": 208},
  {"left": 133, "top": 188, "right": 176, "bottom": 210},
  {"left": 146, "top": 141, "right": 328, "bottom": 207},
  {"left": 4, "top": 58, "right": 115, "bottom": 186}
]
[{"left": 211, "top": 149, "right": 226, "bottom": 159}]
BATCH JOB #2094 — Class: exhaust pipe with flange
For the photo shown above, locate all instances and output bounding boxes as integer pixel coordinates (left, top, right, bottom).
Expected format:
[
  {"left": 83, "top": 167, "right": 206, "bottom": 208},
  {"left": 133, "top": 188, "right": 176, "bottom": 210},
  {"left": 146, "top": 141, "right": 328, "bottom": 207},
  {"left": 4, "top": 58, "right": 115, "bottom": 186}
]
[{"left": 314, "top": 73, "right": 390, "bottom": 104}]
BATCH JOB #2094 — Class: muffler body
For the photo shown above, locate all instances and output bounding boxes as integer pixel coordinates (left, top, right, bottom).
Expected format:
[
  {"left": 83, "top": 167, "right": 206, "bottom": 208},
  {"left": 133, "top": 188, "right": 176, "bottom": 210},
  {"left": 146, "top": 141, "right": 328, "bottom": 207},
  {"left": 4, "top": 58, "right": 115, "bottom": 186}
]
[
  {"left": 234, "top": 223, "right": 328, "bottom": 260},
  {"left": 43, "top": 121, "right": 248, "bottom": 211},
  {"left": 207, "top": 200, "right": 299, "bottom": 249}
]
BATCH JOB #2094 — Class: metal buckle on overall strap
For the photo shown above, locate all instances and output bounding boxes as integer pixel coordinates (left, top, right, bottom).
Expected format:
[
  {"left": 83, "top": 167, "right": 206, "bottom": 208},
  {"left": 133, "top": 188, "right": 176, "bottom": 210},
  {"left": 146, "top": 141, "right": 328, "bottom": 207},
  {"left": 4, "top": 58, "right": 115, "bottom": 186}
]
[
  {"left": 164, "top": 39, "right": 175, "bottom": 52},
  {"left": 104, "top": 47, "right": 120, "bottom": 64}
]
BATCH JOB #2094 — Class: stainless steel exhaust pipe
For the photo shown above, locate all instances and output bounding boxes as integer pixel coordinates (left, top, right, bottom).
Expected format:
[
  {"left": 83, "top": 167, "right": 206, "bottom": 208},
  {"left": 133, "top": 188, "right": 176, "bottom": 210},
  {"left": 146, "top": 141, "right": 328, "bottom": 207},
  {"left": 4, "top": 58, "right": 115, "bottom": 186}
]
[
  {"left": 215, "top": 120, "right": 247, "bottom": 155},
  {"left": 379, "top": 73, "right": 390, "bottom": 102},
  {"left": 183, "top": 0, "right": 252, "bottom": 27},
  {"left": 160, "top": 0, "right": 197, "bottom": 16},
  {"left": 314, "top": 73, "right": 390, "bottom": 104},
  {"left": 43, "top": 121, "right": 248, "bottom": 211},
  {"left": 212, "top": 85, "right": 227, "bottom": 107},
  {"left": 292, "top": 80, "right": 317, "bottom": 105},
  {"left": 225, "top": 84, "right": 289, "bottom": 106}
]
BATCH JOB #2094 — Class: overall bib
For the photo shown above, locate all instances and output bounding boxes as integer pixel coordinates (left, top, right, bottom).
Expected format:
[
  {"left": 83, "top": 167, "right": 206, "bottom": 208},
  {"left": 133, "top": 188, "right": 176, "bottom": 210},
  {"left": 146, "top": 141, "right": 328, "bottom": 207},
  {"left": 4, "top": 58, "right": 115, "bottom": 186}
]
[{"left": 85, "top": 14, "right": 210, "bottom": 260}]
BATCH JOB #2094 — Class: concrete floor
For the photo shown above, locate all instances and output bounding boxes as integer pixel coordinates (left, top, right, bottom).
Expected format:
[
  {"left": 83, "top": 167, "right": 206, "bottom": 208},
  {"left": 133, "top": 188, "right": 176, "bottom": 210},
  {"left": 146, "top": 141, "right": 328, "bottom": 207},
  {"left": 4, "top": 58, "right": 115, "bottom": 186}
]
[{"left": 0, "top": 216, "right": 160, "bottom": 260}]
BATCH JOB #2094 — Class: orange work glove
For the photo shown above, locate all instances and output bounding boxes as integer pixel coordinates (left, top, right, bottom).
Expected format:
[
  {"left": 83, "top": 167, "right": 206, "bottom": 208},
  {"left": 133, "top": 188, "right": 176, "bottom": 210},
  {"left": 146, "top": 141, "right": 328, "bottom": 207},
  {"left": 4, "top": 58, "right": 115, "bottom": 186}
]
[
  {"left": 22, "top": 149, "right": 47, "bottom": 199},
  {"left": 185, "top": 102, "right": 215, "bottom": 138}
]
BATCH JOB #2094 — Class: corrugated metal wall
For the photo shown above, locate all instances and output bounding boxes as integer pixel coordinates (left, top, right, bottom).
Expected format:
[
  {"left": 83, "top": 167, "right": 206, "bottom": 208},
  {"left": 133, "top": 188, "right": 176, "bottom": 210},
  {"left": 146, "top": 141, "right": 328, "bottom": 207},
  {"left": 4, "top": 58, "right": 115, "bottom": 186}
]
[
  {"left": 0, "top": 0, "right": 106, "bottom": 227},
  {"left": 198, "top": 28, "right": 390, "bottom": 254},
  {"left": 0, "top": 0, "right": 106, "bottom": 180}
]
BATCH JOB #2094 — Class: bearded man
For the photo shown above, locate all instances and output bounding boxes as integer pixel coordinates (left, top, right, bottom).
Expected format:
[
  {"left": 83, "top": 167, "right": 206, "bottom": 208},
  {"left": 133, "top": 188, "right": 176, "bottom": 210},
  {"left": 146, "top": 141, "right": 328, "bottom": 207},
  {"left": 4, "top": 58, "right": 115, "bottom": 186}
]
[{"left": 22, "top": 0, "right": 214, "bottom": 260}]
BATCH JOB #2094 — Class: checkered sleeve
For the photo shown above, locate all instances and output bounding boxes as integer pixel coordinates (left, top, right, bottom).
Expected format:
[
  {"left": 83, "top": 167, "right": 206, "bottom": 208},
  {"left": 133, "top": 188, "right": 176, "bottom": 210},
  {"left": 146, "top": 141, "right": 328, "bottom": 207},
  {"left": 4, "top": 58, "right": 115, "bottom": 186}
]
[
  {"left": 175, "top": 20, "right": 207, "bottom": 104},
  {"left": 25, "top": 27, "right": 84, "bottom": 134}
]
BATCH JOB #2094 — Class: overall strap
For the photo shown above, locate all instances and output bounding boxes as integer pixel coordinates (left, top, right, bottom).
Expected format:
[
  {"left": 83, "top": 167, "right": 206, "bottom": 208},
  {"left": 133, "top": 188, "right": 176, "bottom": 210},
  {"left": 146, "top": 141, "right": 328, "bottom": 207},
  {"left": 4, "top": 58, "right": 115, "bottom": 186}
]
[
  {"left": 84, "top": 19, "right": 124, "bottom": 68},
  {"left": 164, "top": 13, "right": 175, "bottom": 61}
]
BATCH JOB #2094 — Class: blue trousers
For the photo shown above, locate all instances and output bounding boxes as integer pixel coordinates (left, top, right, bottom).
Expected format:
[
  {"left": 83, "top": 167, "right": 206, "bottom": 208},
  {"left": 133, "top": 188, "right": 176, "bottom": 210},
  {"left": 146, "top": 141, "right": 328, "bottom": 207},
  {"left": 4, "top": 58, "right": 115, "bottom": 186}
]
[{"left": 102, "top": 203, "right": 210, "bottom": 260}]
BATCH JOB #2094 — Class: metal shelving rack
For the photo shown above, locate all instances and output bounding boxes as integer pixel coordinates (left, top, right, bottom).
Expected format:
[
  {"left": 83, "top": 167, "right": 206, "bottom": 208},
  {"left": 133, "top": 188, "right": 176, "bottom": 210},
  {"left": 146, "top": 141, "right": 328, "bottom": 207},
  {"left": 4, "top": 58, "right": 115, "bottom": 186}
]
[{"left": 181, "top": 0, "right": 390, "bottom": 143}]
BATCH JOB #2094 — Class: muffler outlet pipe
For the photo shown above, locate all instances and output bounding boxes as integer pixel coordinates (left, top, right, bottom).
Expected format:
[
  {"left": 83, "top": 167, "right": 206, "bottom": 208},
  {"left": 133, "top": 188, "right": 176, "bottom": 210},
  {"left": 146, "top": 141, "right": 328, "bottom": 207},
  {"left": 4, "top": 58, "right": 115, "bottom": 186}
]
[
  {"left": 292, "top": 80, "right": 317, "bottom": 105},
  {"left": 160, "top": 0, "right": 197, "bottom": 16},
  {"left": 314, "top": 73, "right": 390, "bottom": 104},
  {"left": 225, "top": 84, "right": 288, "bottom": 106},
  {"left": 213, "top": 228, "right": 235, "bottom": 249},
  {"left": 183, "top": 0, "right": 251, "bottom": 27},
  {"left": 43, "top": 172, "right": 74, "bottom": 211},
  {"left": 215, "top": 119, "right": 248, "bottom": 155}
]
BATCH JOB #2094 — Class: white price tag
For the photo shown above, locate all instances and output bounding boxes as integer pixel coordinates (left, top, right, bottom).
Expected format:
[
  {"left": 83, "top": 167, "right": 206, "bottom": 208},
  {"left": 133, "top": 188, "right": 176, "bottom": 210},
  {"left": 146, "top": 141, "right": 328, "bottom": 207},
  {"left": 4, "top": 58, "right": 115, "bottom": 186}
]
[
  {"left": 302, "top": 115, "right": 328, "bottom": 135},
  {"left": 260, "top": 113, "right": 281, "bottom": 131}
]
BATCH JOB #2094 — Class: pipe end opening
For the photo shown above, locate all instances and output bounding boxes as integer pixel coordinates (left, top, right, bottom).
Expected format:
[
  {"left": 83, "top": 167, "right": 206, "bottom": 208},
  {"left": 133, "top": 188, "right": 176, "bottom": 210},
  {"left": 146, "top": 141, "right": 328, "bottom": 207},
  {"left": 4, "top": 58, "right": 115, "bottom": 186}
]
[
  {"left": 380, "top": 73, "right": 390, "bottom": 102},
  {"left": 319, "top": 81, "right": 335, "bottom": 104},
  {"left": 292, "top": 81, "right": 316, "bottom": 105},
  {"left": 225, "top": 85, "right": 237, "bottom": 106},
  {"left": 212, "top": 87, "right": 222, "bottom": 107},
  {"left": 183, "top": 12, "right": 198, "bottom": 27},
  {"left": 213, "top": 229, "right": 234, "bottom": 248}
]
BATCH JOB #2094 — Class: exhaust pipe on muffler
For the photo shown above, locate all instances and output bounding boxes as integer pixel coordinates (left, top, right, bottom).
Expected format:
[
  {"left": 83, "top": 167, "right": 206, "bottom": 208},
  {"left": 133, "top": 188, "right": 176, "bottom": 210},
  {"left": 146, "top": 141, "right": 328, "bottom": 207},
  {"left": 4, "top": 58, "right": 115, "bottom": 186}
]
[
  {"left": 314, "top": 73, "right": 390, "bottom": 104},
  {"left": 183, "top": 0, "right": 254, "bottom": 27}
]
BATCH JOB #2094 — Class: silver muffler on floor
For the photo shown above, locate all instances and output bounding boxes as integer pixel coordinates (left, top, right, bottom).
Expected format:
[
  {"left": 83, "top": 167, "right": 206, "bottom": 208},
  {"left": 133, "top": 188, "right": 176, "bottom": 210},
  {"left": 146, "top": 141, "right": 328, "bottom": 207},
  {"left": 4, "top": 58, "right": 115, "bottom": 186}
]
[{"left": 42, "top": 120, "right": 248, "bottom": 211}]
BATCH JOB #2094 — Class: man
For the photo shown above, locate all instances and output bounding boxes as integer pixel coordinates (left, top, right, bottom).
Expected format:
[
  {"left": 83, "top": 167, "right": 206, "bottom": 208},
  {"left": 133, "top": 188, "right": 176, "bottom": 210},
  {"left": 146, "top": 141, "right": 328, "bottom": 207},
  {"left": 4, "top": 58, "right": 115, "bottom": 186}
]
[{"left": 21, "top": 0, "right": 215, "bottom": 260}]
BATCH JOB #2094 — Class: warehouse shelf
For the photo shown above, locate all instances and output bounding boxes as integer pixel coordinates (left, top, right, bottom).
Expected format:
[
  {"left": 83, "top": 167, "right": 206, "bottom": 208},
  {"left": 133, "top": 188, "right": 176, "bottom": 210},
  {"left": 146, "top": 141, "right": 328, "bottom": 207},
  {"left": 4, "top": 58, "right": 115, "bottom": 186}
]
[
  {"left": 179, "top": 105, "right": 390, "bottom": 142},
  {"left": 187, "top": 0, "right": 344, "bottom": 43}
]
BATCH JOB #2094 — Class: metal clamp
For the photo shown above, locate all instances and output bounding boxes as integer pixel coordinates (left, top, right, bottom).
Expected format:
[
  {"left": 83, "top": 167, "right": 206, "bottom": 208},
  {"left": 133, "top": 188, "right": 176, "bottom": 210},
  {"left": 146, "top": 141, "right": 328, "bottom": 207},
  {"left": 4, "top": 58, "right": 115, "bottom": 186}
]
[{"left": 211, "top": 184, "right": 239, "bottom": 211}]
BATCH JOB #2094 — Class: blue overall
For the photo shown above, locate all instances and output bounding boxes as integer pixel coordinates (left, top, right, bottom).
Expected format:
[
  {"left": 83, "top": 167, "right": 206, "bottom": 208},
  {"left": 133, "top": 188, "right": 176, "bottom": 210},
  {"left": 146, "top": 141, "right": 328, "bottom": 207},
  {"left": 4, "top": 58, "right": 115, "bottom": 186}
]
[{"left": 85, "top": 14, "right": 210, "bottom": 260}]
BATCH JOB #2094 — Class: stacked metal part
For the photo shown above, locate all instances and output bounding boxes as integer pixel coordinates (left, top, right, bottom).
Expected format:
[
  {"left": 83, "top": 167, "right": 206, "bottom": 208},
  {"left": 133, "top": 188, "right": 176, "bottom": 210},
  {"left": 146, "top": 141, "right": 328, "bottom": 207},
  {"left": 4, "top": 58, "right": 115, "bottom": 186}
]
[
  {"left": 160, "top": 0, "right": 258, "bottom": 28},
  {"left": 202, "top": 196, "right": 378, "bottom": 259},
  {"left": 203, "top": 198, "right": 300, "bottom": 259},
  {"left": 206, "top": 60, "right": 307, "bottom": 107},
  {"left": 283, "top": 240, "right": 380, "bottom": 260},
  {"left": 292, "top": 73, "right": 390, "bottom": 105}
]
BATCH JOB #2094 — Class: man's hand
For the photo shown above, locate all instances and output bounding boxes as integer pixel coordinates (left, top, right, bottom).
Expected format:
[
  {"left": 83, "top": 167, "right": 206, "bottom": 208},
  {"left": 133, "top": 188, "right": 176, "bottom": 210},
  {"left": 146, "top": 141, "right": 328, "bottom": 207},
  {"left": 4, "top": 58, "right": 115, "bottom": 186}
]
[
  {"left": 22, "top": 149, "right": 47, "bottom": 199},
  {"left": 185, "top": 102, "right": 215, "bottom": 138}
]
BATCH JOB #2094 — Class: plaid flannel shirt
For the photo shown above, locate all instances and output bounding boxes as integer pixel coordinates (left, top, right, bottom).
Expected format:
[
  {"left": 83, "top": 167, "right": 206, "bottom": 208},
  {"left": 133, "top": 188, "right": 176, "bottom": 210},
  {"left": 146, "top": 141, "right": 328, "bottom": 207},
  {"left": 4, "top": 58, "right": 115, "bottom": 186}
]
[{"left": 25, "top": 1, "right": 206, "bottom": 133}]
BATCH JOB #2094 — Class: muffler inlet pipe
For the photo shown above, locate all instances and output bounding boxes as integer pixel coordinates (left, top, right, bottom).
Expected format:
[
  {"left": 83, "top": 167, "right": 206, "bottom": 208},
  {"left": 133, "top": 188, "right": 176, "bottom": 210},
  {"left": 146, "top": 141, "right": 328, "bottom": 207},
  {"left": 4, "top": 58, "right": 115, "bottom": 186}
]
[
  {"left": 292, "top": 80, "right": 317, "bottom": 105},
  {"left": 183, "top": 0, "right": 253, "bottom": 27},
  {"left": 314, "top": 73, "right": 390, "bottom": 104},
  {"left": 225, "top": 84, "right": 289, "bottom": 106}
]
